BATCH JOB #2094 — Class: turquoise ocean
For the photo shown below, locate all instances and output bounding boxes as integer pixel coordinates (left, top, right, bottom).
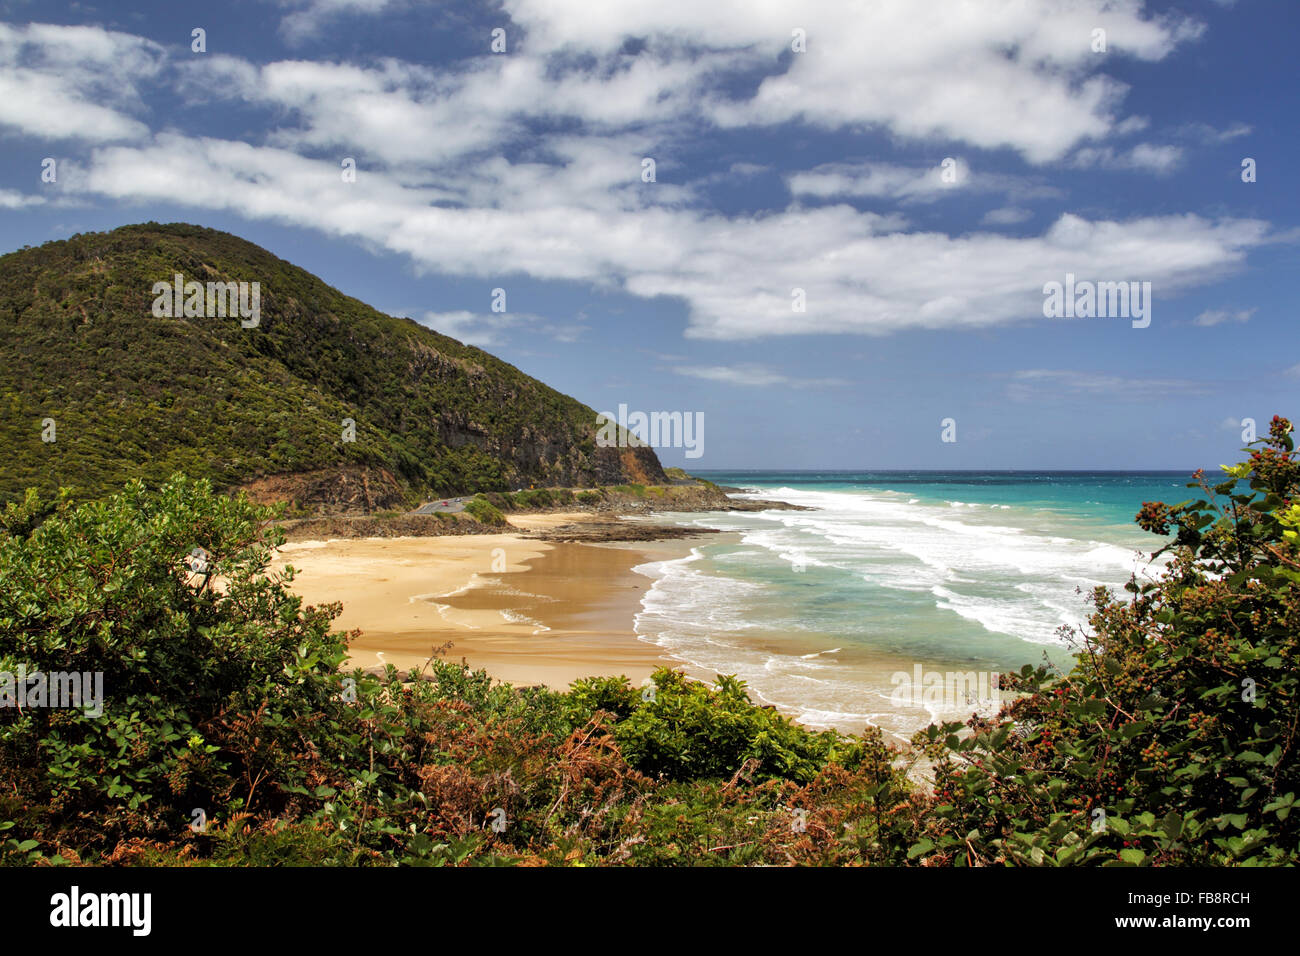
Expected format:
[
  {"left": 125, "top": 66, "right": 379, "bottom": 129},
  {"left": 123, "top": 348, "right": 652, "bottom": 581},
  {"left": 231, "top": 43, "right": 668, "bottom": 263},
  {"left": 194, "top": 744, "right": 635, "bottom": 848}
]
[{"left": 630, "top": 471, "right": 1195, "bottom": 739}]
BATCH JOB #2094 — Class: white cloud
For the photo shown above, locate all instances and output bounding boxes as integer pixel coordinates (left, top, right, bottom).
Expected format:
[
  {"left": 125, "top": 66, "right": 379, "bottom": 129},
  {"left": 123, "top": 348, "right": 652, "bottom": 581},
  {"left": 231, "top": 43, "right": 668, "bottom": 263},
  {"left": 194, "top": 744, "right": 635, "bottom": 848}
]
[
  {"left": 419, "top": 310, "right": 514, "bottom": 346},
  {"left": 419, "top": 310, "right": 582, "bottom": 347},
  {"left": 789, "top": 160, "right": 1062, "bottom": 205},
  {"left": 675, "top": 364, "right": 848, "bottom": 388},
  {"left": 1071, "top": 142, "right": 1183, "bottom": 173},
  {"left": 0, "top": 23, "right": 164, "bottom": 142},
  {"left": 1193, "top": 307, "right": 1255, "bottom": 327},
  {"left": 184, "top": 56, "right": 515, "bottom": 167},
  {"left": 790, "top": 160, "right": 970, "bottom": 202},
  {"left": 8, "top": 15, "right": 1275, "bottom": 345},
  {"left": 277, "top": 0, "right": 403, "bottom": 43},
  {"left": 70, "top": 134, "right": 1272, "bottom": 340},
  {"left": 1114, "top": 115, "right": 1150, "bottom": 135},
  {"left": 0, "top": 189, "right": 45, "bottom": 209},
  {"left": 1181, "top": 120, "right": 1252, "bottom": 143},
  {"left": 1127, "top": 143, "right": 1184, "bottom": 173},
  {"left": 504, "top": 0, "right": 1203, "bottom": 163},
  {"left": 181, "top": 48, "right": 745, "bottom": 176},
  {"left": 199, "top": 1, "right": 1205, "bottom": 168},
  {"left": 1007, "top": 369, "right": 1211, "bottom": 401}
]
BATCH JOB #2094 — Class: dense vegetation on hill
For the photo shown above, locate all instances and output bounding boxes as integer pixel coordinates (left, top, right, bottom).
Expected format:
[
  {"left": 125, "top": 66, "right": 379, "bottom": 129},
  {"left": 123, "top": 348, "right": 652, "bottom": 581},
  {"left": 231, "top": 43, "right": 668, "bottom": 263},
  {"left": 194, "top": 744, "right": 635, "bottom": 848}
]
[
  {"left": 2, "top": 416, "right": 1296, "bottom": 866},
  {"left": 0, "top": 223, "right": 663, "bottom": 510}
]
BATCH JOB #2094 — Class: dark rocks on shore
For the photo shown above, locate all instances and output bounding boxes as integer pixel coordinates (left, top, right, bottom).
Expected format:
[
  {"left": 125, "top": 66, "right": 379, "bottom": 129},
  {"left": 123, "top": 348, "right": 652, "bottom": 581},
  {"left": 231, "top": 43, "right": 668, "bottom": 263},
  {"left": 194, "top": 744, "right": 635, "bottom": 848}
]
[
  {"left": 580, "top": 485, "right": 809, "bottom": 515},
  {"left": 715, "top": 497, "right": 809, "bottom": 512},
  {"left": 524, "top": 522, "right": 723, "bottom": 543},
  {"left": 274, "top": 485, "right": 808, "bottom": 542}
]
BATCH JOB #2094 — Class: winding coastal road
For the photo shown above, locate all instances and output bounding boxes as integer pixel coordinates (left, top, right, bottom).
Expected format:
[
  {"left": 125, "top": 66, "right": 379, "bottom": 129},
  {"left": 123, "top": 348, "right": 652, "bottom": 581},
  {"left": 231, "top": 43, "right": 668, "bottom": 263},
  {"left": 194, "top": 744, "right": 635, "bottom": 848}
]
[{"left": 411, "top": 496, "right": 470, "bottom": 515}]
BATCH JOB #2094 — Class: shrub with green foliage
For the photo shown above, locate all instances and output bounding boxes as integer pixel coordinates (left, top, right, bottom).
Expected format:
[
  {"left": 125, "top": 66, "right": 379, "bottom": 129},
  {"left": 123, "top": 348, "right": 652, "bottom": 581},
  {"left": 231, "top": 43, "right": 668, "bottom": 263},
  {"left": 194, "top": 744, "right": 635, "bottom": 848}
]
[
  {"left": 511, "top": 488, "right": 573, "bottom": 509},
  {"left": 911, "top": 415, "right": 1300, "bottom": 866},
  {"left": 0, "top": 475, "right": 361, "bottom": 860},
  {"left": 608, "top": 483, "right": 647, "bottom": 497},
  {"left": 596, "top": 670, "right": 856, "bottom": 784},
  {"left": 464, "top": 497, "right": 507, "bottom": 526},
  {"left": 476, "top": 492, "right": 517, "bottom": 512}
]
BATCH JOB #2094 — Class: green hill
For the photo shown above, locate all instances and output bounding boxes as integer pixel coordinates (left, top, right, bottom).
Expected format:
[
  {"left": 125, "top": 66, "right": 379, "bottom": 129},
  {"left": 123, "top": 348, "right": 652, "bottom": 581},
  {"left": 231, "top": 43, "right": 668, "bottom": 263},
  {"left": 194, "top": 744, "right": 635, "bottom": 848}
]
[{"left": 0, "top": 223, "right": 664, "bottom": 511}]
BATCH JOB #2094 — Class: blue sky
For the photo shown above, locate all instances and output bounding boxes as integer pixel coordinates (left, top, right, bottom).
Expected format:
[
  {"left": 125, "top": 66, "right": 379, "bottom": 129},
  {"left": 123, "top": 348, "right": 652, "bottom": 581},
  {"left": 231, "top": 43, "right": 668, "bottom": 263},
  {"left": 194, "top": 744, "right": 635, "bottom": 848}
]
[{"left": 1, "top": 0, "right": 1296, "bottom": 469}]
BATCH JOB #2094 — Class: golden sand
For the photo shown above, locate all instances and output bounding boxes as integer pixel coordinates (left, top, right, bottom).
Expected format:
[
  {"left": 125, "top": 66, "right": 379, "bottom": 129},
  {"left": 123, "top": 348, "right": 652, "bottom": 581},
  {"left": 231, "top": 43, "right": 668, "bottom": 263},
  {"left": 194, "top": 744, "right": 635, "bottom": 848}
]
[{"left": 274, "top": 514, "right": 674, "bottom": 689}]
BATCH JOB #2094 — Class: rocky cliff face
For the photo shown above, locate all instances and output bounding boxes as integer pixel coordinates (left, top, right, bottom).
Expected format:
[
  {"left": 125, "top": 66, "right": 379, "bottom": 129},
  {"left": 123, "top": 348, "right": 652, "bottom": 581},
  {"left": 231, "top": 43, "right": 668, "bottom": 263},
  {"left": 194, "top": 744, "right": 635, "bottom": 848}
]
[
  {"left": 237, "top": 467, "right": 409, "bottom": 515},
  {"left": 0, "top": 222, "right": 667, "bottom": 511}
]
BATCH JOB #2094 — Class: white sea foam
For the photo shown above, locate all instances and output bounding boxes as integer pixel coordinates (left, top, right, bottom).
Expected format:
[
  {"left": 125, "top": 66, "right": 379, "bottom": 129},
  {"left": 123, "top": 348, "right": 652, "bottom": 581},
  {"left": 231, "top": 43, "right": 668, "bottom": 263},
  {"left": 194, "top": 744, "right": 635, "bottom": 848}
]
[
  {"left": 728, "top": 485, "right": 1161, "bottom": 642},
  {"left": 635, "top": 484, "right": 1167, "bottom": 735},
  {"left": 499, "top": 609, "right": 551, "bottom": 633}
]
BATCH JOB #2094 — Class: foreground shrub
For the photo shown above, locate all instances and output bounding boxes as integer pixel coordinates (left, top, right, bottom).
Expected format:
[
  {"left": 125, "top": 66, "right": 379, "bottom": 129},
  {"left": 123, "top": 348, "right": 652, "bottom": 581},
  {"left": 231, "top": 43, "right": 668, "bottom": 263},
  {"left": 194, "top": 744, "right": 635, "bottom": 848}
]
[
  {"left": 0, "top": 475, "right": 361, "bottom": 859},
  {"left": 604, "top": 669, "right": 858, "bottom": 784},
  {"left": 912, "top": 415, "right": 1300, "bottom": 865}
]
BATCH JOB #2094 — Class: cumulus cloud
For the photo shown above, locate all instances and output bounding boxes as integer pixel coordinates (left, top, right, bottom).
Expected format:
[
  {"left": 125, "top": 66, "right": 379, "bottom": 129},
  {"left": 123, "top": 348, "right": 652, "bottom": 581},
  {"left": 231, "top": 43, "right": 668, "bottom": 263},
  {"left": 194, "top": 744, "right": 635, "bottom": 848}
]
[
  {"left": 504, "top": 0, "right": 1202, "bottom": 163},
  {"left": 0, "top": 23, "right": 164, "bottom": 142},
  {"left": 9, "top": 10, "right": 1273, "bottom": 344},
  {"left": 70, "top": 133, "right": 1272, "bottom": 340},
  {"left": 213, "top": 1, "right": 1205, "bottom": 167}
]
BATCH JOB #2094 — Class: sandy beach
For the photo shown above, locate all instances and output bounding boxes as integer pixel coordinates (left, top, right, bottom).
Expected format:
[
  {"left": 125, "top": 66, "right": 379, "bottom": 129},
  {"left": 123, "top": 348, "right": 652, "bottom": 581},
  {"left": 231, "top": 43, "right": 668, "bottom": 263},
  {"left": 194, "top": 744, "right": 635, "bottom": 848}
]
[
  {"left": 274, "top": 513, "right": 682, "bottom": 688},
  {"left": 273, "top": 511, "right": 995, "bottom": 739}
]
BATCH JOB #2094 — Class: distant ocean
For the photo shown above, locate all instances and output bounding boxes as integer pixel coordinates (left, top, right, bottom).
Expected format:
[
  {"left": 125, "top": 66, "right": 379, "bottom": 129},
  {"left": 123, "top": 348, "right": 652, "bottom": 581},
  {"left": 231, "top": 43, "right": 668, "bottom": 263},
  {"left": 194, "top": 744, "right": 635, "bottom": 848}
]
[{"left": 631, "top": 471, "right": 1196, "bottom": 738}]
